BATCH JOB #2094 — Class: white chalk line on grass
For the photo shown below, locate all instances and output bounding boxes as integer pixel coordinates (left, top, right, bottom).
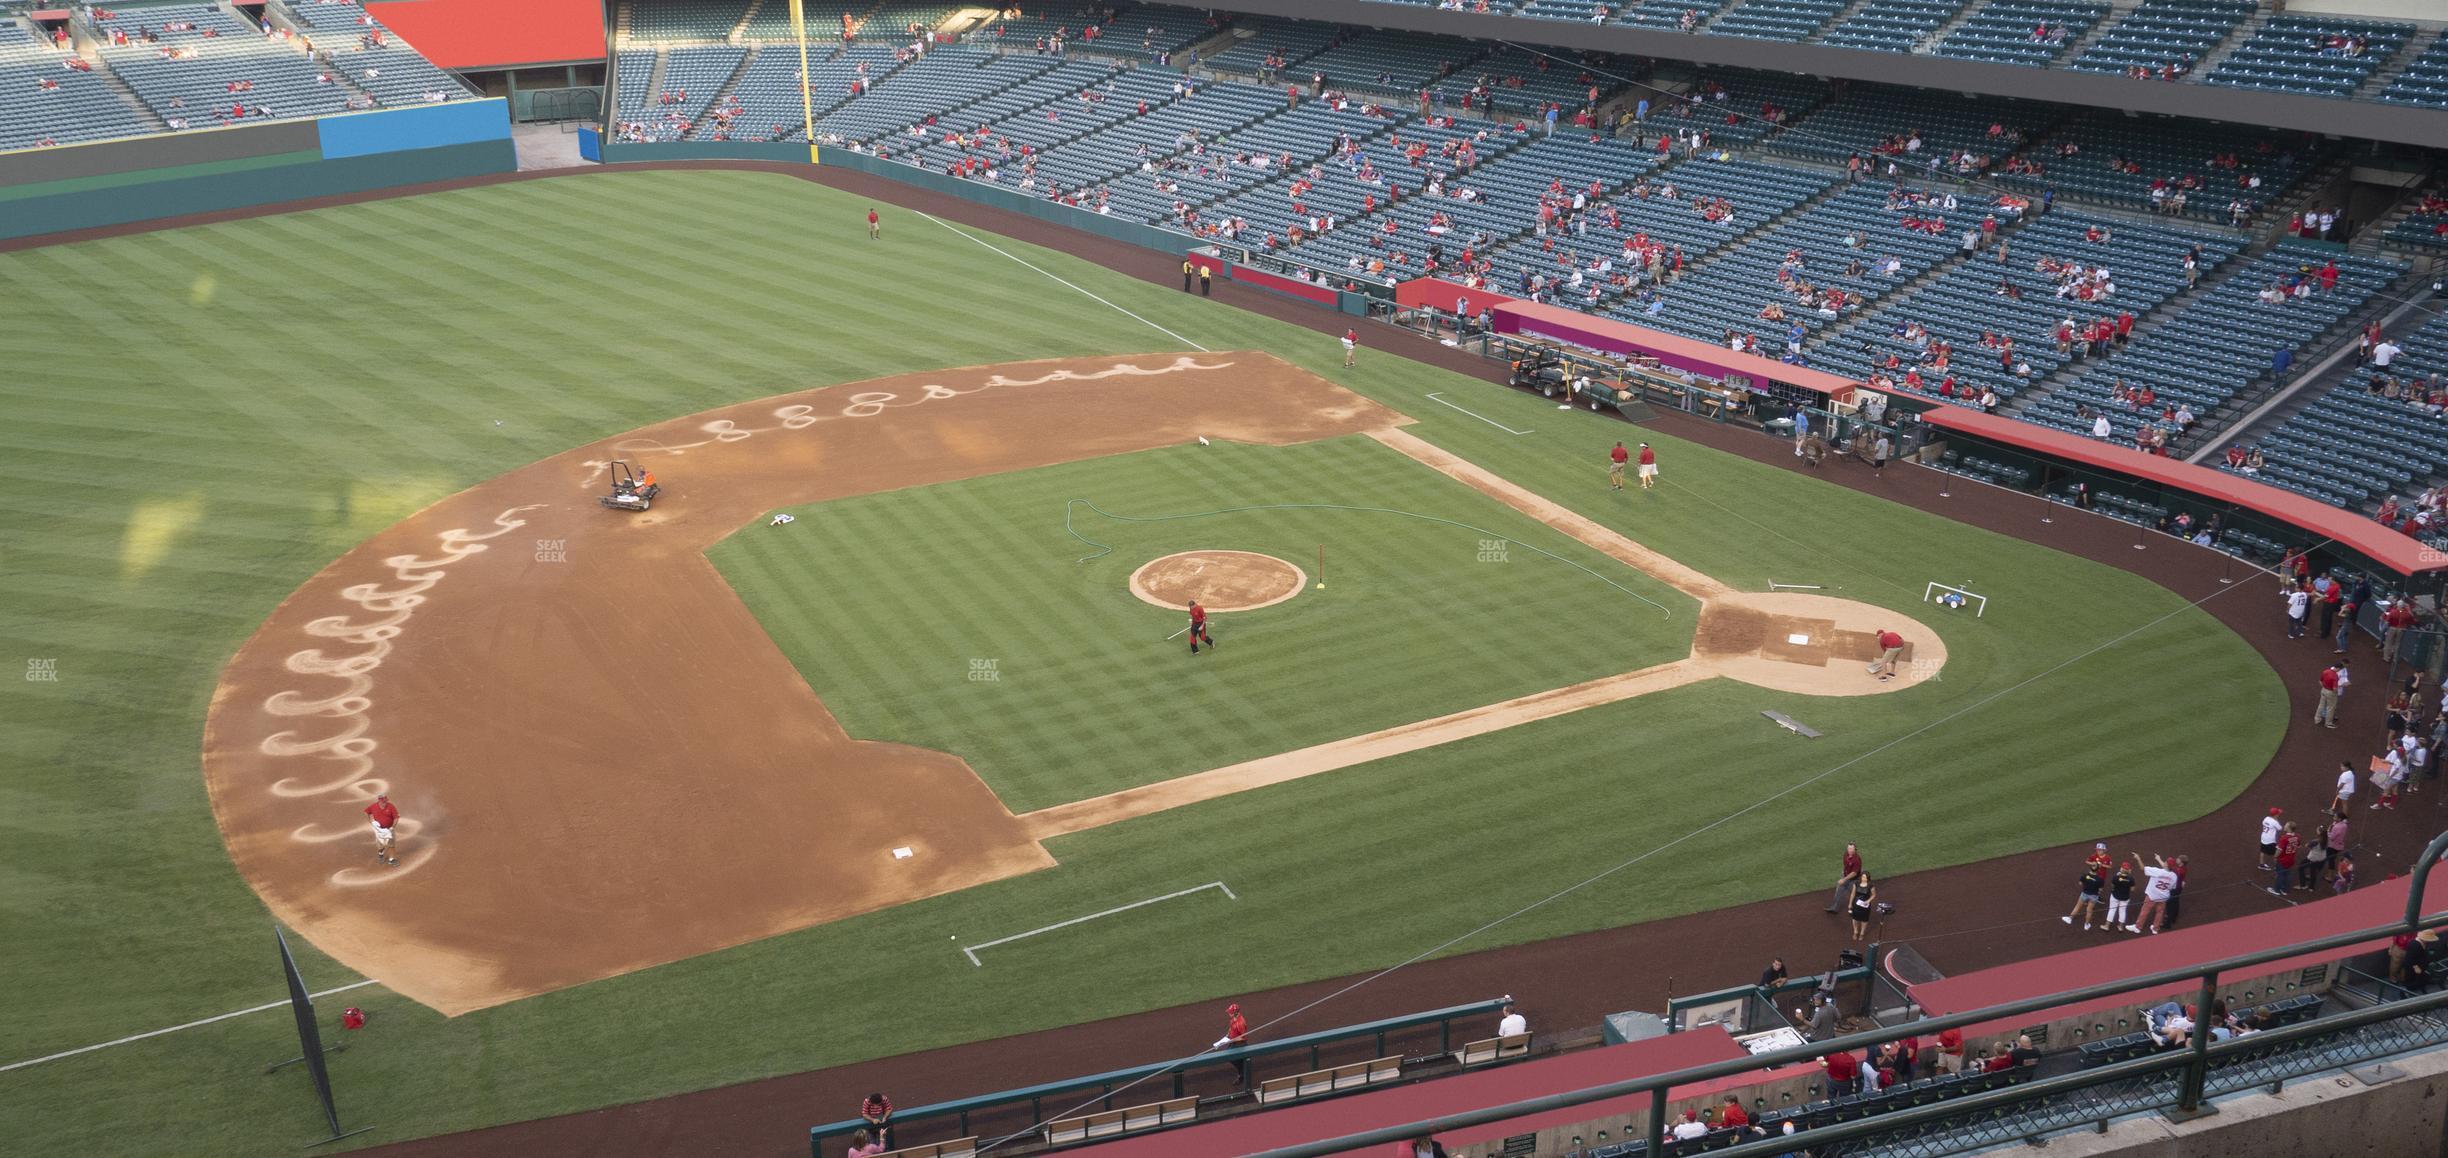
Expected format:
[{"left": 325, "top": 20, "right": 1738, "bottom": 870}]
[
  {"left": 1424, "top": 391, "right": 1533, "bottom": 435},
  {"left": 2, "top": 979, "right": 381, "bottom": 1073},
  {"left": 976, "top": 539, "right": 2296, "bottom": 1154},
  {"left": 914, "top": 211, "right": 1211, "bottom": 353},
  {"left": 959, "top": 882, "right": 1236, "bottom": 967}
]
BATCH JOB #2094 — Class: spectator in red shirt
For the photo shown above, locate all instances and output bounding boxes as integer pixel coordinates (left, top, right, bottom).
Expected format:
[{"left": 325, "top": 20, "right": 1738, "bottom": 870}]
[
  {"left": 1934, "top": 1026, "right": 1966, "bottom": 1074},
  {"left": 2385, "top": 599, "right": 2418, "bottom": 662},
  {"left": 1222, "top": 1002, "right": 1251, "bottom": 1086},
  {"left": 859, "top": 1093, "right": 894, "bottom": 1148},
  {"left": 1717, "top": 1096, "right": 1748, "bottom": 1130},
  {"left": 362, "top": 794, "right": 399, "bottom": 866},
  {"left": 1827, "top": 842, "right": 1864, "bottom": 913},
  {"left": 1821, "top": 1045, "right": 1861, "bottom": 1096}
]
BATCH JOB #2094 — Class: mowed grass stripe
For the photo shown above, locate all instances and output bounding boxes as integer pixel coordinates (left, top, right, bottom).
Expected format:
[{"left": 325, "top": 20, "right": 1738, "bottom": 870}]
[{"left": 721, "top": 436, "right": 1694, "bottom": 810}]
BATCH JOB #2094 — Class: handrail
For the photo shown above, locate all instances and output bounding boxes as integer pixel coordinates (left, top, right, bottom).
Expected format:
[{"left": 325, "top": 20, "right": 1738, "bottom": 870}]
[
  {"left": 808, "top": 996, "right": 1506, "bottom": 1146},
  {"left": 1247, "top": 846, "right": 2448, "bottom": 1157},
  {"left": 1691, "top": 982, "right": 2448, "bottom": 1158}
]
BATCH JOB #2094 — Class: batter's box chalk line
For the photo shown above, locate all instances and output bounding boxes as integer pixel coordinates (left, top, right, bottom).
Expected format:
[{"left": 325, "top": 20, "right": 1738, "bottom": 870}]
[{"left": 957, "top": 881, "right": 1238, "bottom": 967}]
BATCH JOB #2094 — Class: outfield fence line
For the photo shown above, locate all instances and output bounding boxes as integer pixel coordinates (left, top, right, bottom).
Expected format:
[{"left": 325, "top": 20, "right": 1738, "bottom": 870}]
[{"left": 1, "top": 979, "right": 380, "bottom": 1073}]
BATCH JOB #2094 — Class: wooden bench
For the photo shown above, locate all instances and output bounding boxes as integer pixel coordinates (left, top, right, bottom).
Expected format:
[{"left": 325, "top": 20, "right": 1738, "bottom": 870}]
[
  {"left": 873, "top": 1139, "right": 976, "bottom": 1158},
  {"left": 1254, "top": 1055, "right": 1401, "bottom": 1105},
  {"left": 1043, "top": 1095, "right": 1196, "bottom": 1145},
  {"left": 1453, "top": 1032, "right": 1532, "bottom": 1067}
]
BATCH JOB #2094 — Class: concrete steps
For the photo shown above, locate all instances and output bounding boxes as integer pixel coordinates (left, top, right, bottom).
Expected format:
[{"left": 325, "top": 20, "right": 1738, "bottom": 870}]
[
  {"left": 1912, "top": 0, "right": 1987, "bottom": 55},
  {"left": 2188, "top": 10, "right": 2267, "bottom": 80}
]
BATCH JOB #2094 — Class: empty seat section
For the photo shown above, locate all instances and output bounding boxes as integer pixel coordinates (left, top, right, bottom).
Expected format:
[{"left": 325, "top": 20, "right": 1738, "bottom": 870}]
[
  {"left": 94, "top": 3, "right": 353, "bottom": 125},
  {"left": 1709, "top": 0, "right": 1847, "bottom": 43},
  {"left": 1820, "top": 0, "right": 1969, "bottom": 53},
  {"left": 1997, "top": 113, "right": 2328, "bottom": 222},
  {"left": 1930, "top": 0, "right": 2106, "bottom": 67},
  {"left": 2205, "top": 15, "right": 2412, "bottom": 98},
  {"left": 2247, "top": 309, "right": 2448, "bottom": 510},
  {"left": 0, "top": 18, "right": 159, "bottom": 145},
  {"left": 2068, "top": 0, "right": 2253, "bottom": 80}
]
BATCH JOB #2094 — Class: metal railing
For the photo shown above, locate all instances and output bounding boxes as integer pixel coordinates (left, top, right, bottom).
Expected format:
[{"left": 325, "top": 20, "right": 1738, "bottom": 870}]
[
  {"left": 1246, "top": 833, "right": 2448, "bottom": 1157},
  {"left": 808, "top": 996, "right": 1507, "bottom": 1152}
]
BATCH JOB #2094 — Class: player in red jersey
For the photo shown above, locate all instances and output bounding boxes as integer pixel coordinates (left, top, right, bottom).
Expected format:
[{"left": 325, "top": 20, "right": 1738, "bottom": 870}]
[{"left": 1188, "top": 600, "right": 1215, "bottom": 654}]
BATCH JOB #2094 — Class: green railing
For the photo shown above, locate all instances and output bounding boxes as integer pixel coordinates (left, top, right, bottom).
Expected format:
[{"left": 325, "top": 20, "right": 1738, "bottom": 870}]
[{"left": 807, "top": 996, "right": 1507, "bottom": 1155}]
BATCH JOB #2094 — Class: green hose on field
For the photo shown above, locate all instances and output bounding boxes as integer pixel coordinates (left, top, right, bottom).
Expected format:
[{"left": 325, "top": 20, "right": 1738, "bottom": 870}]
[{"left": 1061, "top": 498, "right": 1674, "bottom": 619}]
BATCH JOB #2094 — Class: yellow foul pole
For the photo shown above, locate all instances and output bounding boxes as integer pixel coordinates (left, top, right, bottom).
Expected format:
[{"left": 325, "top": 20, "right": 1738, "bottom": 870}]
[{"left": 790, "top": 0, "right": 818, "bottom": 164}]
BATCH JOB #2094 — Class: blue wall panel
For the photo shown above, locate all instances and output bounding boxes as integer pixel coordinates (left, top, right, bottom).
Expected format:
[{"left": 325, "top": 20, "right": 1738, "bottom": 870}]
[{"left": 316, "top": 98, "right": 512, "bottom": 160}]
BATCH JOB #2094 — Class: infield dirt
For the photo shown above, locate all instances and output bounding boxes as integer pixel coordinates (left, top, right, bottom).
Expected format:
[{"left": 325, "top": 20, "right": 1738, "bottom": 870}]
[{"left": 200, "top": 351, "right": 1401, "bottom": 1014}]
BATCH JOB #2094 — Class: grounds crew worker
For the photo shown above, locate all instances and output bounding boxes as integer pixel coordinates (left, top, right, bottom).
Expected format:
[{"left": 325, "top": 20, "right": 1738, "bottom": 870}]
[{"left": 1183, "top": 258, "right": 1195, "bottom": 291}]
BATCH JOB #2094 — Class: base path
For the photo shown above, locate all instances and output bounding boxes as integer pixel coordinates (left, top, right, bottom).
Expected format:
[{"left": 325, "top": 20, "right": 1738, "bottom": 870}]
[{"left": 200, "top": 352, "right": 1403, "bottom": 1015}]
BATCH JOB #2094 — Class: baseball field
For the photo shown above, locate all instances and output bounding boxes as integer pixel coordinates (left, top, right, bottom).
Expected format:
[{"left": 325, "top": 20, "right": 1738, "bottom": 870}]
[{"left": 0, "top": 167, "right": 2286, "bottom": 1155}]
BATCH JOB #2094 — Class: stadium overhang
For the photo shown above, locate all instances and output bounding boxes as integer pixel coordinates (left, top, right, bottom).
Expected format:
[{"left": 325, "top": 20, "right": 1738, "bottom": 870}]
[{"left": 1185, "top": 0, "right": 2448, "bottom": 149}]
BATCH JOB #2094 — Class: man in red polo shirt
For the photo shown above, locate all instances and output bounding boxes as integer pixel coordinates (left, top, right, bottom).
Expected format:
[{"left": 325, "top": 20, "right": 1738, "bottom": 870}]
[
  {"left": 867, "top": 208, "right": 881, "bottom": 240},
  {"left": 1934, "top": 1025, "right": 1966, "bottom": 1074},
  {"left": 2385, "top": 599, "right": 2418, "bottom": 662},
  {"left": 1821, "top": 1045, "right": 1861, "bottom": 1096},
  {"left": 1609, "top": 441, "right": 1629, "bottom": 490},
  {"left": 363, "top": 794, "right": 400, "bottom": 866},
  {"left": 1220, "top": 1001, "right": 1251, "bottom": 1086},
  {"left": 1636, "top": 442, "right": 1658, "bottom": 490},
  {"left": 1827, "top": 842, "right": 1863, "bottom": 913},
  {"left": 1869, "top": 628, "right": 1906, "bottom": 681}
]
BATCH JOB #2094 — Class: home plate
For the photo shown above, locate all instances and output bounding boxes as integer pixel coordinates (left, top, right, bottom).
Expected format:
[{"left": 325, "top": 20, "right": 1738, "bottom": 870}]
[
  {"left": 1786, "top": 633, "right": 1811, "bottom": 646},
  {"left": 892, "top": 847, "right": 914, "bottom": 860}
]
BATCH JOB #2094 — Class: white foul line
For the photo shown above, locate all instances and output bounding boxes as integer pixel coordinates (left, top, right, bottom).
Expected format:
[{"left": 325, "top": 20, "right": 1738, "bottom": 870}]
[
  {"left": 960, "top": 882, "right": 1237, "bottom": 967},
  {"left": 1424, "top": 392, "right": 1532, "bottom": 435},
  {"left": 914, "top": 211, "right": 1211, "bottom": 353},
  {"left": 1, "top": 979, "right": 381, "bottom": 1073}
]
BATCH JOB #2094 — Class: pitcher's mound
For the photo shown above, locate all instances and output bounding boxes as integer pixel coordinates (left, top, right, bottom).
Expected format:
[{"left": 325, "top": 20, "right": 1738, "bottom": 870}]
[{"left": 1131, "top": 551, "right": 1308, "bottom": 611}]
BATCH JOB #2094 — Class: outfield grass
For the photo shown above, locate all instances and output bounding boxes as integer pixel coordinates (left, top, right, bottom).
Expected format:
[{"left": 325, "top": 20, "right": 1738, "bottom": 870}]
[
  {"left": 0, "top": 168, "right": 2286, "bottom": 1156},
  {"left": 712, "top": 435, "right": 1695, "bottom": 811}
]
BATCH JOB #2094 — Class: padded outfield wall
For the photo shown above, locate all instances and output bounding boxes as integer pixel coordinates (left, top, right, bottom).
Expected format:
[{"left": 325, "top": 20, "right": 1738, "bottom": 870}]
[{"left": 0, "top": 98, "right": 516, "bottom": 242}]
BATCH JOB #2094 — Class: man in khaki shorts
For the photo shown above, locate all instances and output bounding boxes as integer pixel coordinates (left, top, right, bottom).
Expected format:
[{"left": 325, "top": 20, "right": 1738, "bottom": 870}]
[
  {"left": 1868, "top": 628, "right": 1905, "bottom": 681},
  {"left": 1609, "top": 441, "right": 1629, "bottom": 490},
  {"left": 364, "top": 793, "right": 400, "bottom": 866}
]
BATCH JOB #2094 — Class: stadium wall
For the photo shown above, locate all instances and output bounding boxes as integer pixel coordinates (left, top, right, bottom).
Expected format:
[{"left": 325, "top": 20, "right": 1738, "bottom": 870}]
[
  {"left": 599, "top": 141, "right": 1207, "bottom": 256},
  {"left": 0, "top": 99, "right": 515, "bottom": 243}
]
